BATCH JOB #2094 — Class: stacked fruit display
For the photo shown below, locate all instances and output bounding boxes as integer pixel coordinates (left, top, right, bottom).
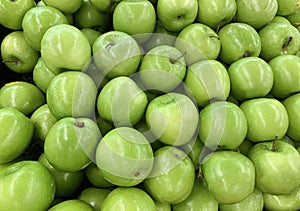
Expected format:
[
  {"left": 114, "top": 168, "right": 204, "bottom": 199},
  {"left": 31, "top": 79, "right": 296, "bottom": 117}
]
[{"left": 1, "top": 0, "right": 300, "bottom": 210}]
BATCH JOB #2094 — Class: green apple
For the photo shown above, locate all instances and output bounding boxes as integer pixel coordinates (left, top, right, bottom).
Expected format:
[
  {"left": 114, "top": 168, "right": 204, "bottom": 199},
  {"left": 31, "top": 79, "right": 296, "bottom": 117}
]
[
  {"left": 0, "top": 0, "right": 35, "bottom": 30},
  {"left": 78, "top": 187, "right": 111, "bottom": 211},
  {"left": 92, "top": 30, "right": 141, "bottom": 78},
  {"left": 240, "top": 98, "right": 289, "bottom": 142},
  {"left": 283, "top": 93, "right": 300, "bottom": 141},
  {"left": 238, "top": 138, "right": 254, "bottom": 156},
  {"left": 248, "top": 140, "right": 300, "bottom": 195},
  {"left": 157, "top": 0, "right": 198, "bottom": 32},
  {"left": 199, "top": 101, "right": 248, "bottom": 150},
  {"left": 80, "top": 28, "right": 102, "bottom": 46},
  {"left": 276, "top": 0, "right": 300, "bottom": 16},
  {"left": 235, "top": 0, "right": 278, "bottom": 29},
  {"left": 95, "top": 127, "right": 154, "bottom": 186},
  {"left": 101, "top": 187, "right": 156, "bottom": 211},
  {"left": 82, "top": 60, "right": 109, "bottom": 90},
  {"left": 95, "top": 114, "right": 115, "bottom": 136},
  {"left": 175, "top": 23, "right": 221, "bottom": 65},
  {"left": 38, "top": 153, "right": 85, "bottom": 198},
  {"left": 97, "top": 76, "right": 148, "bottom": 127},
  {"left": 42, "top": 0, "right": 82, "bottom": 14},
  {"left": 201, "top": 150, "right": 255, "bottom": 204},
  {"left": 0, "top": 81, "right": 45, "bottom": 115},
  {"left": 218, "top": 22, "right": 261, "bottom": 64},
  {"left": 269, "top": 15, "right": 292, "bottom": 24},
  {"left": 44, "top": 117, "right": 101, "bottom": 172},
  {"left": 74, "top": 0, "right": 110, "bottom": 32},
  {"left": 40, "top": 24, "right": 91, "bottom": 74},
  {"left": 89, "top": 0, "right": 115, "bottom": 12},
  {"left": 154, "top": 200, "right": 171, "bottom": 211},
  {"left": 49, "top": 199, "right": 94, "bottom": 211},
  {"left": 0, "top": 107, "right": 34, "bottom": 164},
  {"left": 0, "top": 160, "right": 55, "bottom": 211},
  {"left": 172, "top": 177, "right": 218, "bottom": 211},
  {"left": 263, "top": 185, "right": 300, "bottom": 211},
  {"left": 269, "top": 54, "right": 300, "bottom": 98},
  {"left": 184, "top": 59, "right": 230, "bottom": 107},
  {"left": 145, "top": 92, "right": 199, "bottom": 146},
  {"left": 197, "top": 0, "right": 237, "bottom": 31},
  {"left": 22, "top": 6, "right": 69, "bottom": 51},
  {"left": 286, "top": 8, "right": 300, "bottom": 27},
  {"left": 228, "top": 57, "right": 274, "bottom": 101},
  {"left": 144, "top": 146, "right": 195, "bottom": 204},
  {"left": 85, "top": 162, "right": 114, "bottom": 188},
  {"left": 46, "top": 71, "right": 97, "bottom": 119},
  {"left": 138, "top": 45, "right": 186, "bottom": 93},
  {"left": 258, "top": 22, "right": 300, "bottom": 61},
  {"left": 219, "top": 187, "right": 264, "bottom": 211},
  {"left": 1, "top": 31, "right": 39, "bottom": 73}
]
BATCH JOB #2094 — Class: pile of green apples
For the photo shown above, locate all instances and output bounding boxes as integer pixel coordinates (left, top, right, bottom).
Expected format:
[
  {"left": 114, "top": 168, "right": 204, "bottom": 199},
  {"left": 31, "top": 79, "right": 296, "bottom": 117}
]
[{"left": 1, "top": 0, "right": 300, "bottom": 210}]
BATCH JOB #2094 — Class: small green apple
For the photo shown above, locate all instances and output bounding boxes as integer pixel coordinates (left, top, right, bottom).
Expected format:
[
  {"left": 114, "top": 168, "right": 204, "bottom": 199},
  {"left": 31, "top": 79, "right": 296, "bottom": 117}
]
[
  {"left": 89, "top": 0, "right": 115, "bottom": 12},
  {"left": 48, "top": 199, "right": 94, "bottom": 211},
  {"left": 85, "top": 162, "right": 114, "bottom": 188},
  {"left": 276, "top": 0, "right": 300, "bottom": 16},
  {"left": 42, "top": 0, "right": 83, "bottom": 14},
  {"left": 78, "top": 187, "right": 111, "bottom": 211},
  {"left": 283, "top": 93, "right": 300, "bottom": 141}
]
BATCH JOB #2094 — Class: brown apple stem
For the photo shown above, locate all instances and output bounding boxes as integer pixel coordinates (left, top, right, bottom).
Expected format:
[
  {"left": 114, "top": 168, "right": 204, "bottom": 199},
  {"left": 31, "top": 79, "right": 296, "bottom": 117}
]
[
  {"left": 170, "top": 51, "right": 187, "bottom": 64},
  {"left": 271, "top": 136, "right": 279, "bottom": 151}
]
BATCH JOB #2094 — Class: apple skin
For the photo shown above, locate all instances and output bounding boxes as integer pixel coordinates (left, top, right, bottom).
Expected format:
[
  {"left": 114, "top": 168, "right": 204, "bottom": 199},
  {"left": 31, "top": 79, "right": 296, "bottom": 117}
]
[
  {"left": 0, "top": 160, "right": 55, "bottom": 211},
  {"left": 268, "top": 54, "right": 300, "bottom": 98},
  {"left": 0, "top": 0, "right": 36, "bottom": 30},
  {"left": 48, "top": 199, "right": 94, "bottom": 211},
  {"left": 276, "top": 0, "right": 299, "bottom": 16},
  {"left": 157, "top": 0, "right": 198, "bottom": 32},
  {"left": 240, "top": 98, "right": 289, "bottom": 142},
  {"left": 80, "top": 28, "right": 102, "bottom": 46},
  {"left": 248, "top": 140, "right": 300, "bottom": 195},
  {"left": 1, "top": 31, "right": 39, "bottom": 73},
  {"left": 154, "top": 200, "right": 171, "bottom": 211},
  {"left": 283, "top": 93, "right": 300, "bottom": 141},
  {"left": 22, "top": 6, "right": 68, "bottom": 51},
  {"left": 78, "top": 187, "right": 111, "bottom": 211},
  {"left": 101, "top": 187, "right": 157, "bottom": 211},
  {"left": 42, "top": 0, "right": 83, "bottom": 14},
  {"left": 89, "top": 0, "right": 114, "bottom": 12},
  {"left": 228, "top": 57, "right": 274, "bottom": 101},
  {"left": 201, "top": 150, "right": 255, "bottom": 204},
  {"left": 85, "top": 163, "right": 114, "bottom": 188},
  {"left": 218, "top": 22, "right": 261, "bottom": 64},
  {"left": 144, "top": 146, "right": 195, "bottom": 204},
  {"left": 0, "top": 107, "right": 34, "bottom": 164}
]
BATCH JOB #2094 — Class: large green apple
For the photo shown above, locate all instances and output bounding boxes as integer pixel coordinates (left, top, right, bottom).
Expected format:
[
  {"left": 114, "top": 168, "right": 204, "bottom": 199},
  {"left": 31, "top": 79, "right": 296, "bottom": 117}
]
[
  {"left": 184, "top": 59, "right": 230, "bottom": 107},
  {"left": 0, "top": 107, "right": 34, "bottom": 164},
  {"left": 144, "top": 146, "right": 195, "bottom": 204},
  {"left": 101, "top": 187, "right": 156, "bottom": 211},
  {"left": 228, "top": 57, "right": 274, "bottom": 101},
  {"left": 78, "top": 187, "right": 111, "bottom": 211},
  {"left": 218, "top": 22, "right": 261, "bottom": 64},
  {"left": 22, "top": 6, "right": 68, "bottom": 51},
  {"left": 248, "top": 140, "right": 300, "bottom": 195},
  {"left": 145, "top": 92, "right": 199, "bottom": 146},
  {"left": 201, "top": 150, "right": 255, "bottom": 204},
  {"left": 283, "top": 93, "right": 300, "bottom": 141},
  {"left": 240, "top": 98, "right": 289, "bottom": 142},
  {"left": 85, "top": 163, "right": 114, "bottom": 188},
  {"left": 42, "top": 0, "right": 83, "bottom": 14},
  {"left": 49, "top": 199, "right": 94, "bottom": 211},
  {"left": 1, "top": 31, "right": 39, "bottom": 73},
  {"left": 0, "top": 160, "right": 55, "bottom": 211},
  {"left": 276, "top": 0, "right": 299, "bottom": 16}
]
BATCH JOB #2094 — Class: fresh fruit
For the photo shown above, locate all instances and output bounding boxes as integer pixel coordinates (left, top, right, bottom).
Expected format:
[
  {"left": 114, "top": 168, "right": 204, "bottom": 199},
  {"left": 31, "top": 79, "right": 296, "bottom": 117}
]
[{"left": 283, "top": 93, "right": 300, "bottom": 141}]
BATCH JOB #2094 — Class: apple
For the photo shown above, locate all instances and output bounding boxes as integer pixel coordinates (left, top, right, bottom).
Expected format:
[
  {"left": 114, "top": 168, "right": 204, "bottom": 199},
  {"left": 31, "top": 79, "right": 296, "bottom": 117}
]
[
  {"left": 172, "top": 177, "right": 218, "bottom": 211},
  {"left": 240, "top": 98, "right": 289, "bottom": 142},
  {"left": 80, "top": 28, "right": 102, "bottom": 46},
  {"left": 276, "top": 0, "right": 300, "bottom": 16},
  {"left": 0, "top": 107, "right": 34, "bottom": 164},
  {"left": 218, "top": 22, "right": 261, "bottom": 64},
  {"left": 40, "top": 24, "right": 91, "bottom": 74},
  {"left": 201, "top": 150, "right": 255, "bottom": 204},
  {"left": 101, "top": 187, "right": 157, "bottom": 211},
  {"left": 248, "top": 140, "right": 300, "bottom": 195},
  {"left": 0, "top": 160, "right": 55, "bottom": 211},
  {"left": 175, "top": 23, "right": 221, "bottom": 65},
  {"left": 97, "top": 76, "right": 148, "bottom": 127},
  {"left": 78, "top": 187, "right": 111, "bottom": 211},
  {"left": 89, "top": 0, "right": 116, "bottom": 12},
  {"left": 197, "top": 0, "right": 237, "bottom": 31},
  {"left": 0, "top": 0, "right": 35, "bottom": 30},
  {"left": 258, "top": 22, "right": 300, "bottom": 61},
  {"left": 268, "top": 54, "right": 300, "bottom": 98},
  {"left": 144, "top": 146, "right": 195, "bottom": 204},
  {"left": 85, "top": 162, "right": 114, "bottom": 188},
  {"left": 270, "top": 15, "right": 292, "bottom": 24},
  {"left": 198, "top": 101, "right": 248, "bottom": 150},
  {"left": 46, "top": 71, "right": 97, "bottom": 119},
  {"left": 228, "top": 57, "right": 274, "bottom": 101},
  {"left": 184, "top": 59, "right": 230, "bottom": 107},
  {"left": 156, "top": 0, "right": 198, "bottom": 32},
  {"left": 42, "top": 0, "right": 83, "bottom": 14},
  {"left": 286, "top": 8, "right": 300, "bottom": 27},
  {"left": 44, "top": 117, "right": 101, "bottom": 172},
  {"left": 283, "top": 93, "right": 300, "bottom": 141},
  {"left": 38, "top": 153, "right": 85, "bottom": 198},
  {"left": 22, "top": 6, "right": 69, "bottom": 51},
  {"left": 0, "top": 81, "right": 45, "bottom": 115},
  {"left": 138, "top": 44, "right": 186, "bottom": 93},
  {"left": 1, "top": 31, "right": 39, "bottom": 73},
  {"left": 92, "top": 30, "right": 141, "bottom": 78},
  {"left": 235, "top": 0, "right": 278, "bottom": 29},
  {"left": 95, "top": 127, "right": 154, "bottom": 187},
  {"left": 48, "top": 199, "right": 94, "bottom": 211},
  {"left": 154, "top": 200, "right": 171, "bottom": 211},
  {"left": 95, "top": 114, "right": 115, "bottom": 136},
  {"left": 238, "top": 139, "right": 254, "bottom": 156},
  {"left": 145, "top": 92, "right": 199, "bottom": 146}
]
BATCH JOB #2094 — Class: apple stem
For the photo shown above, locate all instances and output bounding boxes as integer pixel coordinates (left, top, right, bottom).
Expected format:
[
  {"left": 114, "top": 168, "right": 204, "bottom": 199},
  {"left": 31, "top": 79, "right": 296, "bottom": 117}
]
[
  {"left": 271, "top": 136, "right": 279, "bottom": 151},
  {"left": 170, "top": 51, "right": 187, "bottom": 64},
  {"left": 209, "top": 35, "right": 220, "bottom": 40},
  {"left": 105, "top": 42, "right": 115, "bottom": 50},
  {"left": 74, "top": 121, "right": 85, "bottom": 128}
]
